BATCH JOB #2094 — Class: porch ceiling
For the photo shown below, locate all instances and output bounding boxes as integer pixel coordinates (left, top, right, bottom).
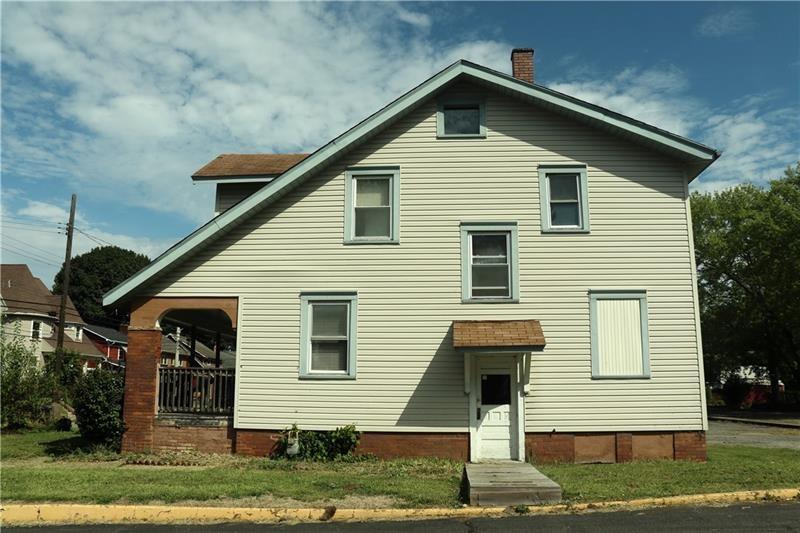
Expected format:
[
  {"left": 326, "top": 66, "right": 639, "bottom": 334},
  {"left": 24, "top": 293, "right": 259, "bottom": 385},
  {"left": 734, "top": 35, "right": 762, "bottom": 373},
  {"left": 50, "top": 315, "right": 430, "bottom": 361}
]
[{"left": 453, "top": 319, "right": 545, "bottom": 350}]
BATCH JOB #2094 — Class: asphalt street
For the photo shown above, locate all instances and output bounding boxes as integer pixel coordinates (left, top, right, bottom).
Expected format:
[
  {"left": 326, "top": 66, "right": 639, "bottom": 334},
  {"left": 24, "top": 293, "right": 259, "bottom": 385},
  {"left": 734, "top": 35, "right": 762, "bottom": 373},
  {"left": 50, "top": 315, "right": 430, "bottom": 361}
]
[{"left": 6, "top": 501, "right": 800, "bottom": 532}]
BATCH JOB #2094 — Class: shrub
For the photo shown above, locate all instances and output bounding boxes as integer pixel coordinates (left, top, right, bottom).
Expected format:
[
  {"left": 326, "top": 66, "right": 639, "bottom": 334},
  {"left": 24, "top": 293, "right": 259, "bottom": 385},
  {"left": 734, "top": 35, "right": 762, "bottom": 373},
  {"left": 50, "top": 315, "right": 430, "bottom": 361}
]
[
  {"left": 276, "top": 424, "right": 360, "bottom": 460},
  {"left": 0, "top": 323, "right": 53, "bottom": 428},
  {"left": 73, "top": 369, "right": 125, "bottom": 449},
  {"left": 722, "top": 374, "right": 752, "bottom": 409},
  {"left": 44, "top": 349, "right": 84, "bottom": 402},
  {"left": 54, "top": 417, "right": 73, "bottom": 432}
]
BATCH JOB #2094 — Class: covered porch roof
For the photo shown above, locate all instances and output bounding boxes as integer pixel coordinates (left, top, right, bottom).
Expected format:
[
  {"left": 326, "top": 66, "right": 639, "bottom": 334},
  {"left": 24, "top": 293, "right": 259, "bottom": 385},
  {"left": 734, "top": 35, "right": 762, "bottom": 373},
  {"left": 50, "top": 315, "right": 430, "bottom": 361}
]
[{"left": 453, "top": 319, "right": 546, "bottom": 351}]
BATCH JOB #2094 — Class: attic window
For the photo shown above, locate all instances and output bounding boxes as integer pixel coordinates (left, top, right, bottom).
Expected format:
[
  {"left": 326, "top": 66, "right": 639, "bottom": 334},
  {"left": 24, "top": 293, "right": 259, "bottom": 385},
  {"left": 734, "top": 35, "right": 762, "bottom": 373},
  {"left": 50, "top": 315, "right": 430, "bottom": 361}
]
[{"left": 437, "top": 100, "right": 486, "bottom": 138}]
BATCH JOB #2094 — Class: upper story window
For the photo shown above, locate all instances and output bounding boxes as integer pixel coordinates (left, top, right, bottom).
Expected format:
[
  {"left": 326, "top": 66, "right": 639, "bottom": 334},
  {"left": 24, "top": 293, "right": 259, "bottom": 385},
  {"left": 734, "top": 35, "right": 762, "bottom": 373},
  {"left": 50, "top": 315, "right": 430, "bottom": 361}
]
[
  {"left": 590, "top": 290, "right": 650, "bottom": 379},
  {"left": 31, "top": 320, "right": 41, "bottom": 340},
  {"left": 437, "top": 100, "right": 486, "bottom": 138},
  {"left": 538, "top": 165, "right": 590, "bottom": 233},
  {"left": 299, "top": 292, "right": 358, "bottom": 379},
  {"left": 345, "top": 168, "right": 400, "bottom": 244},
  {"left": 460, "top": 222, "right": 519, "bottom": 303}
]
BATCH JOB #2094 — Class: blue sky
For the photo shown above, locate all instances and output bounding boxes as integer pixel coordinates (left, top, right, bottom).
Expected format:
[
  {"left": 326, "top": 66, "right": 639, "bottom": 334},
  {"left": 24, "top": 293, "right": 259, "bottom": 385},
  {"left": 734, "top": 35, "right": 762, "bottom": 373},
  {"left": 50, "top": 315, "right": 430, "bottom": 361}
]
[{"left": 2, "top": 2, "right": 798, "bottom": 285}]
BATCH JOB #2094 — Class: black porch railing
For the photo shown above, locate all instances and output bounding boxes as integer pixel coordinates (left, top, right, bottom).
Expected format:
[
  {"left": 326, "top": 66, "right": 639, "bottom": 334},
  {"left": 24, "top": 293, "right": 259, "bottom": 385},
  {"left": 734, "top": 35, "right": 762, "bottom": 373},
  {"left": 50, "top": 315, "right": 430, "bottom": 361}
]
[{"left": 158, "top": 366, "right": 235, "bottom": 415}]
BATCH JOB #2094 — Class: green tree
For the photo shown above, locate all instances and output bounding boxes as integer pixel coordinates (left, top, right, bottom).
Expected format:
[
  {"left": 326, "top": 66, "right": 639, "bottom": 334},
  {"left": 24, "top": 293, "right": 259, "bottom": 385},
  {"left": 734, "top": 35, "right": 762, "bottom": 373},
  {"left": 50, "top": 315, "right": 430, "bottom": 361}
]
[
  {"left": 691, "top": 163, "right": 800, "bottom": 399},
  {"left": 0, "top": 322, "right": 53, "bottom": 428},
  {"left": 52, "top": 246, "right": 150, "bottom": 326}
]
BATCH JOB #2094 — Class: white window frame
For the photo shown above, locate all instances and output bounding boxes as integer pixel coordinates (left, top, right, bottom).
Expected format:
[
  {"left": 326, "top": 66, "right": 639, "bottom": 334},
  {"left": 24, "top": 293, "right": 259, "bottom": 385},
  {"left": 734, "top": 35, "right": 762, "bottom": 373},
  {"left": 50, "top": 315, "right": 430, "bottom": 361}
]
[
  {"left": 538, "top": 165, "right": 590, "bottom": 233},
  {"left": 460, "top": 222, "right": 520, "bottom": 303},
  {"left": 344, "top": 167, "right": 400, "bottom": 244},
  {"left": 437, "top": 99, "right": 487, "bottom": 138},
  {"left": 589, "top": 289, "right": 651, "bottom": 379},
  {"left": 299, "top": 292, "right": 358, "bottom": 379},
  {"left": 31, "top": 320, "right": 41, "bottom": 340}
]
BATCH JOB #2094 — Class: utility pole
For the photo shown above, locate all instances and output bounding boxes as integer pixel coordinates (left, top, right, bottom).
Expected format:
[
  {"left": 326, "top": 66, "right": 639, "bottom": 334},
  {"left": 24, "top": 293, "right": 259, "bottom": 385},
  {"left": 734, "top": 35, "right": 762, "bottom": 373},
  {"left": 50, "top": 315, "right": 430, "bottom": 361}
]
[{"left": 56, "top": 193, "right": 77, "bottom": 353}]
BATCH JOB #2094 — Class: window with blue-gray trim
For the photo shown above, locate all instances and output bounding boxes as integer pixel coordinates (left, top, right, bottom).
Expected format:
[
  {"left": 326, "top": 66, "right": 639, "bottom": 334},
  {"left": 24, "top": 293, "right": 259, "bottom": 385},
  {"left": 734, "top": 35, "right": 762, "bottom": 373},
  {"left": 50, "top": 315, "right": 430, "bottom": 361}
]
[
  {"left": 437, "top": 100, "right": 486, "bottom": 138},
  {"left": 345, "top": 168, "right": 400, "bottom": 244},
  {"left": 538, "top": 165, "right": 590, "bottom": 233},
  {"left": 460, "top": 222, "right": 519, "bottom": 303},
  {"left": 590, "top": 290, "right": 650, "bottom": 379},
  {"left": 299, "top": 292, "right": 358, "bottom": 379}
]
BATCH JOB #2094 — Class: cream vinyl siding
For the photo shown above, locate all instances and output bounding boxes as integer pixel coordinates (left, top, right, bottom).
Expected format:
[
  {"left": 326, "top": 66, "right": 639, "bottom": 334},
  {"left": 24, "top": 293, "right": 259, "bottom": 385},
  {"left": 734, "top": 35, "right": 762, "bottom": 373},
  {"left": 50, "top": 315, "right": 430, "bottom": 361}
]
[
  {"left": 215, "top": 183, "right": 267, "bottom": 214},
  {"left": 149, "top": 81, "right": 705, "bottom": 433},
  {"left": 595, "top": 299, "right": 645, "bottom": 377}
]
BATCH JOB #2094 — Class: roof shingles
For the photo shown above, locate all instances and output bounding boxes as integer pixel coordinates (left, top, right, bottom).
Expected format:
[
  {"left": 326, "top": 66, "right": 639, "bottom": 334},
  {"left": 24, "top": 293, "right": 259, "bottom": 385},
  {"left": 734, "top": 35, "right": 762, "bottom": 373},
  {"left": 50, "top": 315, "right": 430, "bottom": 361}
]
[
  {"left": 192, "top": 153, "right": 309, "bottom": 179},
  {"left": 452, "top": 320, "right": 545, "bottom": 349}
]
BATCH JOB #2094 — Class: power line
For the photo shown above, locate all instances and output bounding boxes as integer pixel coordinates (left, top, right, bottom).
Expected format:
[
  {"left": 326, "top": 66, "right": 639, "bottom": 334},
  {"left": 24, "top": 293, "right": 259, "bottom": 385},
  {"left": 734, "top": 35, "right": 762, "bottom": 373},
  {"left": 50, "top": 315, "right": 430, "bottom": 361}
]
[
  {"left": 0, "top": 218, "right": 59, "bottom": 230},
  {"left": 1, "top": 213, "right": 65, "bottom": 225},
  {"left": 1, "top": 240, "right": 62, "bottom": 265},
  {"left": 1, "top": 223, "right": 63, "bottom": 235},
  {"left": 2, "top": 234, "right": 62, "bottom": 259},
  {"left": 74, "top": 227, "right": 113, "bottom": 246},
  {"left": 1, "top": 245, "right": 61, "bottom": 267}
]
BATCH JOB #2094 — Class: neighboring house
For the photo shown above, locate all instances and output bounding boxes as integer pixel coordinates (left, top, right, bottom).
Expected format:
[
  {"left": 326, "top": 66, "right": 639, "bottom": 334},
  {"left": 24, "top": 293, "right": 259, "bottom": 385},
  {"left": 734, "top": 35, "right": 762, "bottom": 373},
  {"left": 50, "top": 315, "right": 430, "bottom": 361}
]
[
  {"left": 105, "top": 49, "right": 718, "bottom": 463},
  {"left": 160, "top": 331, "right": 235, "bottom": 368},
  {"left": 83, "top": 324, "right": 128, "bottom": 369},
  {"left": 1, "top": 264, "right": 104, "bottom": 367}
]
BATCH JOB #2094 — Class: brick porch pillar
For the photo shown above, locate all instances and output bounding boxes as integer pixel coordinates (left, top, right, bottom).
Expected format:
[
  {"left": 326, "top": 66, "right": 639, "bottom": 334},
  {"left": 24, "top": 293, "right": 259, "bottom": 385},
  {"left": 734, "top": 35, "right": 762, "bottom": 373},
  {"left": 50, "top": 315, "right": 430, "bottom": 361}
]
[{"left": 121, "top": 329, "right": 162, "bottom": 452}]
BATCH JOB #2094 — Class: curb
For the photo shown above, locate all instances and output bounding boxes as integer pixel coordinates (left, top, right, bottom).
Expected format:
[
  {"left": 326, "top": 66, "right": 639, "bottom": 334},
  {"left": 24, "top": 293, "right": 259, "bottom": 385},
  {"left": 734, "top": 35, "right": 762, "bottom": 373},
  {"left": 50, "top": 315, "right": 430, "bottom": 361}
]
[
  {"left": 708, "top": 416, "right": 800, "bottom": 429},
  {"left": 2, "top": 488, "right": 798, "bottom": 526}
]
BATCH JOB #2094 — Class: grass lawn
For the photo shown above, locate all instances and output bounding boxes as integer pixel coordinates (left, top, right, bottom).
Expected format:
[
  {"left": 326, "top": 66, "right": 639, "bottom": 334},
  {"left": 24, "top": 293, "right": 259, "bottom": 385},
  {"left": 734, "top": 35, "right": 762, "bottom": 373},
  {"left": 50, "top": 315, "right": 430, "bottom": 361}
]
[{"left": 2, "top": 430, "right": 799, "bottom": 507}]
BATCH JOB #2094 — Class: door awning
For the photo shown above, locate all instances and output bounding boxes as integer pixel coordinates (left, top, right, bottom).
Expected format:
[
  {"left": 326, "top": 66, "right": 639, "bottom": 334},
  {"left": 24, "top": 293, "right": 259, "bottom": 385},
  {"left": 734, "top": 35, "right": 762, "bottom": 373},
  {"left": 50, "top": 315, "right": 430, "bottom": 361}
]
[{"left": 452, "top": 320, "right": 546, "bottom": 351}]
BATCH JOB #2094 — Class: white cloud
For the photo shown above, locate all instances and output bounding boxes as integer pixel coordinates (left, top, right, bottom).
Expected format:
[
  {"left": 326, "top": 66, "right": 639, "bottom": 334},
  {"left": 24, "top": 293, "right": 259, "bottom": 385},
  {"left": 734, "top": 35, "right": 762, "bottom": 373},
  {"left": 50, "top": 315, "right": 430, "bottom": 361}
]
[
  {"left": 549, "top": 66, "right": 799, "bottom": 191},
  {"left": 1, "top": 3, "right": 510, "bottom": 224},
  {"left": 697, "top": 8, "right": 754, "bottom": 38}
]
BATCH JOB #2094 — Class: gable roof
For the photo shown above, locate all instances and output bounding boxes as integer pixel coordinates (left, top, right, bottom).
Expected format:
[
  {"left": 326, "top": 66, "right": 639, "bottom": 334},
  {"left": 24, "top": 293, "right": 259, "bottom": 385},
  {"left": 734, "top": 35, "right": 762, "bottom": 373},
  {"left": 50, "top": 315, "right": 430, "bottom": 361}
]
[
  {"left": 104, "top": 59, "right": 719, "bottom": 307},
  {"left": 84, "top": 324, "right": 128, "bottom": 344},
  {"left": 192, "top": 153, "right": 309, "bottom": 180},
  {"left": 1, "top": 264, "right": 85, "bottom": 324},
  {"left": 453, "top": 320, "right": 546, "bottom": 350}
]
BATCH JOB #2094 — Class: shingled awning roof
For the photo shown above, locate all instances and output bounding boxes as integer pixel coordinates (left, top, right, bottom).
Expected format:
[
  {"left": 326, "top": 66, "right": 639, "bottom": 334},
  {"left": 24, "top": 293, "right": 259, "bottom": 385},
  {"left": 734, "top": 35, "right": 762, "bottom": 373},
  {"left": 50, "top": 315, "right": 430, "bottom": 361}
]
[
  {"left": 192, "top": 153, "right": 310, "bottom": 179},
  {"left": 453, "top": 320, "right": 545, "bottom": 350}
]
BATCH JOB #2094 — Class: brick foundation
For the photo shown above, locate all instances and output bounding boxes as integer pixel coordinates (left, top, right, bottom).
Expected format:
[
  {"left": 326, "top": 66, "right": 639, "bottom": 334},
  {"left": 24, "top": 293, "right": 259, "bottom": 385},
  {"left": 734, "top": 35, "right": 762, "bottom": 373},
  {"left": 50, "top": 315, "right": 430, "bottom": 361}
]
[
  {"left": 121, "top": 329, "right": 162, "bottom": 453},
  {"left": 235, "top": 429, "right": 282, "bottom": 456},
  {"left": 527, "top": 431, "right": 706, "bottom": 463},
  {"left": 358, "top": 432, "right": 469, "bottom": 460},
  {"left": 153, "top": 417, "right": 235, "bottom": 454}
]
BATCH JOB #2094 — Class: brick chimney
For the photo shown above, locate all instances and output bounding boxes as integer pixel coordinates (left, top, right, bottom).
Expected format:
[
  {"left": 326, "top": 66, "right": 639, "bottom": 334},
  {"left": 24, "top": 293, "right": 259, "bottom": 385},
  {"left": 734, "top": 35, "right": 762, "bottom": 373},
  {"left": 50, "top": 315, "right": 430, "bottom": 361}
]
[{"left": 511, "top": 48, "right": 534, "bottom": 84}]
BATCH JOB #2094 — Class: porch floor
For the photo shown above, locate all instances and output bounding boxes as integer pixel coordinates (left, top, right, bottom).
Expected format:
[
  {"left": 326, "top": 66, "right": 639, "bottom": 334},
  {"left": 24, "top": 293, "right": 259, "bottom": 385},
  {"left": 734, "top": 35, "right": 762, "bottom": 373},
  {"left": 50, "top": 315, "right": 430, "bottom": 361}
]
[{"left": 464, "top": 461, "right": 562, "bottom": 506}]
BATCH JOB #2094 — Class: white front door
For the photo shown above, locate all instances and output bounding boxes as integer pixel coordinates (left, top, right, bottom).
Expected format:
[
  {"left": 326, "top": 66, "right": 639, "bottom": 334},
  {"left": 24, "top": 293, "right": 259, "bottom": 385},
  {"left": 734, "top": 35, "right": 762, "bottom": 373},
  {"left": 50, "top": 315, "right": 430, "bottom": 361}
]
[{"left": 474, "top": 357, "right": 519, "bottom": 461}]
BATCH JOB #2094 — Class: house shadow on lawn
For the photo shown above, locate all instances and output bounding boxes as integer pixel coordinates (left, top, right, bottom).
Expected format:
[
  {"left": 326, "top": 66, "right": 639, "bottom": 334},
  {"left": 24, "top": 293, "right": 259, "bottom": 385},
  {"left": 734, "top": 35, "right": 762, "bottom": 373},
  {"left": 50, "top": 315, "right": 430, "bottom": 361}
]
[{"left": 42, "top": 434, "right": 100, "bottom": 457}]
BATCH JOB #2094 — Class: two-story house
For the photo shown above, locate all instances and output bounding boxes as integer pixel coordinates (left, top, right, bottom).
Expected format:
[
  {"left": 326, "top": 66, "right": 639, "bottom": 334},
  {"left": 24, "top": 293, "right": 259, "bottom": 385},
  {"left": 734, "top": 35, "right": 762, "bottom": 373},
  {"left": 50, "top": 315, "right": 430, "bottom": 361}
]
[
  {"left": 1, "top": 264, "right": 103, "bottom": 367},
  {"left": 105, "top": 49, "right": 718, "bottom": 463}
]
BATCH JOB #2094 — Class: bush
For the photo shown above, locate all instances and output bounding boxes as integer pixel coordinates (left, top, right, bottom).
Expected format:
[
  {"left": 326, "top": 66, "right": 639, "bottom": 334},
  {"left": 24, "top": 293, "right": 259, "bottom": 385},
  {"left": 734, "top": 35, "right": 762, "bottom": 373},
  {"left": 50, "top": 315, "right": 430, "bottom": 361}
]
[
  {"left": 276, "top": 424, "right": 360, "bottom": 461},
  {"left": 722, "top": 374, "right": 752, "bottom": 409},
  {"left": 54, "top": 417, "right": 73, "bottom": 432},
  {"left": 44, "top": 349, "right": 84, "bottom": 402},
  {"left": 73, "top": 369, "right": 125, "bottom": 449},
  {"left": 0, "top": 324, "right": 53, "bottom": 428}
]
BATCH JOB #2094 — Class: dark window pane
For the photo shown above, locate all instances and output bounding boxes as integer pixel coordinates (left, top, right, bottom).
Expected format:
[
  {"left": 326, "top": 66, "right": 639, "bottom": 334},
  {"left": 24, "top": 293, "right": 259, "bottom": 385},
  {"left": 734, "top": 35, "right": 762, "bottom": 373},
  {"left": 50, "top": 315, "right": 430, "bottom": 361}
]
[
  {"left": 471, "top": 287, "right": 510, "bottom": 298},
  {"left": 355, "top": 206, "right": 391, "bottom": 237},
  {"left": 472, "top": 265, "right": 509, "bottom": 291},
  {"left": 550, "top": 202, "right": 580, "bottom": 227},
  {"left": 311, "top": 303, "right": 348, "bottom": 336},
  {"left": 481, "top": 374, "right": 511, "bottom": 405},
  {"left": 549, "top": 174, "right": 579, "bottom": 201},
  {"left": 311, "top": 340, "right": 348, "bottom": 371},
  {"left": 472, "top": 234, "right": 507, "bottom": 258},
  {"left": 444, "top": 106, "right": 480, "bottom": 135}
]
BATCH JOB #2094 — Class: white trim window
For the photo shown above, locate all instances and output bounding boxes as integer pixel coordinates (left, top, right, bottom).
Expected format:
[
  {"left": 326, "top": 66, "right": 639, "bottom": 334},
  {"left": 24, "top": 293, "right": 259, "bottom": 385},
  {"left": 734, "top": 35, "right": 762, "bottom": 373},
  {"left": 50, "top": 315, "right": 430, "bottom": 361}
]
[
  {"left": 344, "top": 168, "right": 400, "bottom": 244},
  {"left": 460, "top": 222, "right": 520, "bottom": 303},
  {"left": 470, "top": 233, "right": 511, "bottom": 299},
  {"left": 299, "top": 293, "right": 358, "bottom": 379},
  {"left": 538, "top": 165, "right": 590, "bottom": 232},
  {"left": 31, "top": 320, "right": 41, "bottom": 340}
]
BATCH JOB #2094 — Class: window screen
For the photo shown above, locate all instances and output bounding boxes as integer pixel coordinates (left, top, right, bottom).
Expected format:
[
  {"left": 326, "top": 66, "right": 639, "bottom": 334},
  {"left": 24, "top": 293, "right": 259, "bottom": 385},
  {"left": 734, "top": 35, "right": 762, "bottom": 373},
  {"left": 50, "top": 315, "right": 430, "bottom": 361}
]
[
  {"left": 310, "top": 303, "right": 349, "bottom": 372},
  {"left": 470, "top": 232, "right": 511, "bottom": 298},
  {"left": 354, "top": 177, "right": 392, "bottom": 238},
  {"left": 443, "top": 105, "right": 481, "bottom": 135},
  {"left": 548, "top": 173, "right": 581, "bottom": 227}
]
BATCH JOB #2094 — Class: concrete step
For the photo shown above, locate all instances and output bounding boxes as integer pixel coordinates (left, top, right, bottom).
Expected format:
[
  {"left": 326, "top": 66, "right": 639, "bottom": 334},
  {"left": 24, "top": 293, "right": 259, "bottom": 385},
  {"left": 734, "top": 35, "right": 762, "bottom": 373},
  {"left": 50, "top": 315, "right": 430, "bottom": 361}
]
[{"left": 465, "top": 461, "right": 562, "bottom": 507}]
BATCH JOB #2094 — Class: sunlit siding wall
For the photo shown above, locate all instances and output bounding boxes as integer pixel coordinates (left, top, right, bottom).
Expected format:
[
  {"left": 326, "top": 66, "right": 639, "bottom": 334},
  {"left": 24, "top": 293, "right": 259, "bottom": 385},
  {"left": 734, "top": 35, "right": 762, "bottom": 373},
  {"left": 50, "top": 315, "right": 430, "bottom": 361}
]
[{"left": 148, "top": 81, "right": 704, "bottom": 433}]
